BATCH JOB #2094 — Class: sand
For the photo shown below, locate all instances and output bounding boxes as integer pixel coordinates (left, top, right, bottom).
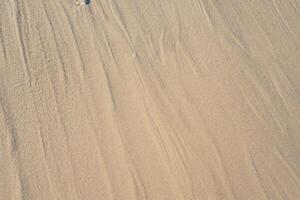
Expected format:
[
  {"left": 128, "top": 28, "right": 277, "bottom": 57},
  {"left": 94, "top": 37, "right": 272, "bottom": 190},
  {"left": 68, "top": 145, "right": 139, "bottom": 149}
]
[{"left": 0, "top": 0, "right": 300, "bottom": 199}]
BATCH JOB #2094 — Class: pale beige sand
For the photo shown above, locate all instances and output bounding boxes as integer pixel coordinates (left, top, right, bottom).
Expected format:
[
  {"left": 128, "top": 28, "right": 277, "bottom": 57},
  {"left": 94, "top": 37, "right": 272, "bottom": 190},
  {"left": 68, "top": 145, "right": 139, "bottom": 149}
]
[{"left": 0, "top": 0, "right": 300, "bottom": 199}]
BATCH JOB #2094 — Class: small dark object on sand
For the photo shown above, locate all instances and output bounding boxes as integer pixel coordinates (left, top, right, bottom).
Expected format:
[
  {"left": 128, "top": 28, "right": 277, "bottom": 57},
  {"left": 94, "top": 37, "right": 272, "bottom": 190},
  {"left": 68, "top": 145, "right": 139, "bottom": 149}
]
[{"left": 85, "top": 0, "right": 91, "bottom": 5}]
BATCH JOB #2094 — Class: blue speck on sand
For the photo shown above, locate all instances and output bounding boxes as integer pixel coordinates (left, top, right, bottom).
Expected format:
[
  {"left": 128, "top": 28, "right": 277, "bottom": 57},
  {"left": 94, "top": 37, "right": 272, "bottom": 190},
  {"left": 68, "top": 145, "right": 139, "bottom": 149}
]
[{"left": 85, "top": 0, "right": 91, "bottom": 5}]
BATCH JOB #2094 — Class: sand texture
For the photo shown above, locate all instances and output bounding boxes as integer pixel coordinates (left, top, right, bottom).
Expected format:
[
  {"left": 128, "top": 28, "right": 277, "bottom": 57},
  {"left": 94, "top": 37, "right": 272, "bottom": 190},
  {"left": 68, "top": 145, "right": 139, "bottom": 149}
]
[{"left": 0, "top": 0, "right": 300, "bottom": 199}]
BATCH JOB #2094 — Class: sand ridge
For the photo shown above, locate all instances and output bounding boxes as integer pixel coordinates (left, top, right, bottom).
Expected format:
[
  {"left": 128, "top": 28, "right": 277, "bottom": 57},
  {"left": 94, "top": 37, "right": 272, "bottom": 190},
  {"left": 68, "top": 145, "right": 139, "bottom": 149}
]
[{"left": 0, "top": 0, "right": 300, "bottom": 199}]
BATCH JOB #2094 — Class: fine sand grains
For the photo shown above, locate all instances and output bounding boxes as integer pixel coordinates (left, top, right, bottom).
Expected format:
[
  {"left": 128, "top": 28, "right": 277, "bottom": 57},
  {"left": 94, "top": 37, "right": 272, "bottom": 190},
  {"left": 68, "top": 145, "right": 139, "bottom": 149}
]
[{"left": 0, "top": 0, "right": 300, "bottom": 199}]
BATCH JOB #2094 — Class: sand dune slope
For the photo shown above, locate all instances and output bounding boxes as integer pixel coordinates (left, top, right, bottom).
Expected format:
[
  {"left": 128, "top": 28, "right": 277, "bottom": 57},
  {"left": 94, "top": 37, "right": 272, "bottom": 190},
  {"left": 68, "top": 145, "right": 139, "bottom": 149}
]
[{"left": 0, "top": 0, "right": 300, "bottom": 199}]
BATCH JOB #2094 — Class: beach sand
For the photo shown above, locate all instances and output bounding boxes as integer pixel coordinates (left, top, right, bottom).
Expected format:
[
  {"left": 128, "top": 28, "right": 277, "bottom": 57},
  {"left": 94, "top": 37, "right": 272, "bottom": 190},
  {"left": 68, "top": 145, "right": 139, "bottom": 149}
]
[{"left": 0, "top": 0, "right": 300, "bottom": 199}]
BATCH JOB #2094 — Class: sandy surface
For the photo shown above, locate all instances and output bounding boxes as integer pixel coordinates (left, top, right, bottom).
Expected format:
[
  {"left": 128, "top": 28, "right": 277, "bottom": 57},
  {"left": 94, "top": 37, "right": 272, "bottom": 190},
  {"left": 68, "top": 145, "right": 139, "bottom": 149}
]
[{"left": 0, "top": 0, "right": 300, "bottom": 199}]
